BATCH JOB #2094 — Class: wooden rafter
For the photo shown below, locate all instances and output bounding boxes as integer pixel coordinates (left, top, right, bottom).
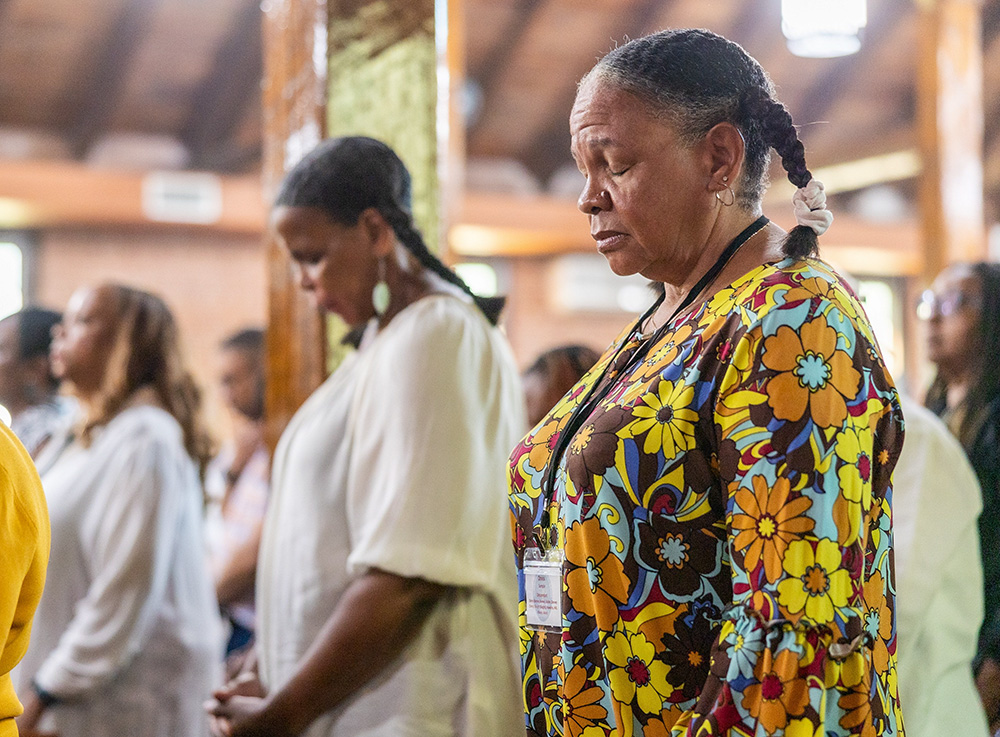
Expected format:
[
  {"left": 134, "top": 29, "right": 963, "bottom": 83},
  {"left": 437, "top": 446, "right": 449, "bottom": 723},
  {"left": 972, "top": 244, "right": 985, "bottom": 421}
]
[
  {"left": 61, "top": 0, "right": 162, "bottom": 159},
  {"left": 181, "top": 0, "right": 263, "bottom": 172},
  {"left": 794, "top": 0, "right": 911, "bottom": 129},
  {"left": 514, "top": 0, "right": 671, "bottom": 182},
  {"left": 468, "top": 0, "right": 546, "bottom": 112}
]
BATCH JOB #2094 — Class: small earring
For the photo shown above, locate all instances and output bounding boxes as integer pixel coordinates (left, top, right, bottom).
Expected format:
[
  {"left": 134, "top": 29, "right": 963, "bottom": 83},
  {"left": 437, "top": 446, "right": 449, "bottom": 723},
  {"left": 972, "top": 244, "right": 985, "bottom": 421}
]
[
  {"left": 372, "top": 257, "right": 390, "bottom": 317},
  {"left": 722, "top": 175, "right": 729, "bottom": 182},
  {"left": 715, "top": 183, "right": 736, "bottom": 207}
]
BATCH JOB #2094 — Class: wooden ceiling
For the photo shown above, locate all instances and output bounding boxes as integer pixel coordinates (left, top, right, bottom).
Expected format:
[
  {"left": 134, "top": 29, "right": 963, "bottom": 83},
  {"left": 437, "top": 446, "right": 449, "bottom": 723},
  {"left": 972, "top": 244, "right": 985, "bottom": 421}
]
[
  {"left": 1, "top": 0, "right": 999, "bottom": 215},
  {"left": 464, "top": 0, "right": 922, "bottom": 200},
  {"left": 0, "top": 0, "right": 262, "bottom": 172}
]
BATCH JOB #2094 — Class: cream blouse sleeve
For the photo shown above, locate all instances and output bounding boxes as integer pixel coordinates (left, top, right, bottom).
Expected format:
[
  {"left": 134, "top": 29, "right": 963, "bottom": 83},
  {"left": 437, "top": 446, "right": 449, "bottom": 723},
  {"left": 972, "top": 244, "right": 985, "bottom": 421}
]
[{"left": 345, "top": 297, "right": 521, "bottom": 589}]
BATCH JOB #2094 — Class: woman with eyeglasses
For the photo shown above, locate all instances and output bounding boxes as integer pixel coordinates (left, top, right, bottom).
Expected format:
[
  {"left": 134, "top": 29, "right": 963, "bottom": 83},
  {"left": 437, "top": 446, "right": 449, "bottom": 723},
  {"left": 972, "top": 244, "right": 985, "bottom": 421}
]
[{"left": 922, "top": 261, "right": 1000, "bottom": 729}]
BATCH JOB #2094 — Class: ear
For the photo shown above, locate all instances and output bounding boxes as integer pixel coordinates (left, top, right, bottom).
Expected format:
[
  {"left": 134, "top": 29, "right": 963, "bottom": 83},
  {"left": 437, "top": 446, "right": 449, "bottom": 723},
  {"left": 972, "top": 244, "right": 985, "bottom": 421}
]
[
  {"left": 357, "top": 207, "right": 396, "bottom": 259},
  {"left": 701, "top": 122, "right": 745, "bottom": 192}
]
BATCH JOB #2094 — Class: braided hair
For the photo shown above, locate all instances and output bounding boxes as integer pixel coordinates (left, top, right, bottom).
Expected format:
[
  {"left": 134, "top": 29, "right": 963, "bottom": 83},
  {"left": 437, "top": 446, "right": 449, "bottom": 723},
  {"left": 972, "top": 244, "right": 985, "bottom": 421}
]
[
  {"left": 274, "top": 136, "right": 505, "bottom": 325},
  {"left": 586, "top": 29, "right": 820, "bottom": 259}
]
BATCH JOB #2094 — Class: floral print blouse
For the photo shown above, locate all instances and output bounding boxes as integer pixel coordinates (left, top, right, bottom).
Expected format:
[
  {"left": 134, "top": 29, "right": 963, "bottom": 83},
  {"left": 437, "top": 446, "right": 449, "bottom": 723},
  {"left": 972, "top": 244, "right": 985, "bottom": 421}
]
[{"left": 508, "top": 258, "right": 905, "bottom": 737}]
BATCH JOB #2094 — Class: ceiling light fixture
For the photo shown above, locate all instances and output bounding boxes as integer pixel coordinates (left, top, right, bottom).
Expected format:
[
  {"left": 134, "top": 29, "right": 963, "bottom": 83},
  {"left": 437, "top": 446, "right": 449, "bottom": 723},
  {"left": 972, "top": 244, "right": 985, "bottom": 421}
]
[{"left": 781, "top": 0, "right": 867, "bottom": 58}]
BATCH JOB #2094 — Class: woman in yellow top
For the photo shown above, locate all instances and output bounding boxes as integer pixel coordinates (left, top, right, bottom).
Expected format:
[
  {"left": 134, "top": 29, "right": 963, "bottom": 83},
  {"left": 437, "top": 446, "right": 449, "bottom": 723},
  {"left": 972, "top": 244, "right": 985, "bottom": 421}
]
[
  {"left": 508, "top": 29, "right": 905, "bottom": 737},
  {"left": 0, "top": 423, "right": 49, "bottom": 737}
]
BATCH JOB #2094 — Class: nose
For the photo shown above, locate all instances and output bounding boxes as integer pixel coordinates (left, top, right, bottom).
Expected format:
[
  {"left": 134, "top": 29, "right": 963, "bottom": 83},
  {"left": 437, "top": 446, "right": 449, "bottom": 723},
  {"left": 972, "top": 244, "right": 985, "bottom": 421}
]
[
  {"left": 296, "top": 263, "right": 315, "bottom": 291},
  {"left": 577, "top": 179, "right": 609, "bottom": 215}
]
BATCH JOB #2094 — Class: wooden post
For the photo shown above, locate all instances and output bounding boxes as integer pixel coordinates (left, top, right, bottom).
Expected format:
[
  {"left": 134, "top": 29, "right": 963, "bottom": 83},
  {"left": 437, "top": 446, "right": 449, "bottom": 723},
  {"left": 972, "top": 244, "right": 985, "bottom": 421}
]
[
  {"left": 261, "top": 0, "right": 329, "bottom": 451},
  {"left": 439, "top": 0, "right": 467, "bottom": 257},
  {"left": 917, "top": 0, "right": 987, "bottom": 284}
]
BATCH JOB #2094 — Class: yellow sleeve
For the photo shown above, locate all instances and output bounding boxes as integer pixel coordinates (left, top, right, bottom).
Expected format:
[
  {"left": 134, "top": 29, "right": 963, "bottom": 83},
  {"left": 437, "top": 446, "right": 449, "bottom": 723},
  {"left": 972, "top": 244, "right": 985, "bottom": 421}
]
[{"left": 0, "top": 423, "right": 50, "bottom": 732}]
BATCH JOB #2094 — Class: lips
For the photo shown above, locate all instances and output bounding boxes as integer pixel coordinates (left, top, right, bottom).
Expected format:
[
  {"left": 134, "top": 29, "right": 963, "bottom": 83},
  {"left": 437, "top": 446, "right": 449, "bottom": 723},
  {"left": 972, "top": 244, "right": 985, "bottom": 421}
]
[{"left": 592, "top": 229, "right": 629, "bottom": 253}]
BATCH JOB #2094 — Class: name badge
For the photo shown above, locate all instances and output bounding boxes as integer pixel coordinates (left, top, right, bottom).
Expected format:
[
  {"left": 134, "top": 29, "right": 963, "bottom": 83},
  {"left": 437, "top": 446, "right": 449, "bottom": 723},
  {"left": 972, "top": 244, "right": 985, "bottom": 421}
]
[{"left": 524, "top": 559, "right": 562, "bottom": 632}]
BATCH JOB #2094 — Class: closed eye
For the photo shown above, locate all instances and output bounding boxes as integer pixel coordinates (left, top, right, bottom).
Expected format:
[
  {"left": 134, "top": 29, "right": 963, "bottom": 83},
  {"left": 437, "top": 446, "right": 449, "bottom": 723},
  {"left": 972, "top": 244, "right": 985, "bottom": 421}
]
[
  {"left": 292, "top": 252, "right": 323, "bottom": 266},
  {"left": 610, "top": 167, "right": 630, "bottom": 177}
]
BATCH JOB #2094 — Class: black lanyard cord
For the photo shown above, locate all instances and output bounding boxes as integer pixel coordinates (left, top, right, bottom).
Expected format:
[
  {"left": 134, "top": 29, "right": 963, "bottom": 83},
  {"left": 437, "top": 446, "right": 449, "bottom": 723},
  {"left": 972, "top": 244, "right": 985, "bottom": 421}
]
[{"left": 537, "top": 215, "right": 770, "bottom": 538}]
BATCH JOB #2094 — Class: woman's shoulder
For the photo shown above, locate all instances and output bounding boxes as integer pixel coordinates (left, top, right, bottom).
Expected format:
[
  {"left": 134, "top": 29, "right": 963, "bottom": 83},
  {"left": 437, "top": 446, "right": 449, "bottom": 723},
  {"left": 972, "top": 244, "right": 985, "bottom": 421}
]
[
  {"left": 0, "top": 422, "right": 47, "bottom": 532},
  {"left": 723, "top": 257, "right": 867, "bottom": 330},
  {"left": 378, "top": 293, "right": 495, "bottom": 353},
  {"left": 102, "top": 402, "right": 184, "bottom": 448},
  {"left": 399, "top": 292, "right": 483, "bottom": 326}
]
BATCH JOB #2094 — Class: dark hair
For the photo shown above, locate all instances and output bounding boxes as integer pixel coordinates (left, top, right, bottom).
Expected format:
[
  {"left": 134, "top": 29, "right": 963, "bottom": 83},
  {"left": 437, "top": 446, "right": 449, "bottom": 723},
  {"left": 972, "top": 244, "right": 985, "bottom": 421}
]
[
  {"left": 221, "top": 327, "right": 265, "bottom": 356},
  {"left": 526, "top": 345, "right": 601, "bottom": 380},
  {"left": 16, "top": 307, "right": 61, "bottom": 359},
  {"left": 3, "top": 307, "right": 62, "bottom": 390},
  {"left": 81, "top": 285, "right": 213, "bottom": 476},
  {"left": 275, "top": 136, "right": 505, "bottom": 325},
  {"left": 926, "top": 262, "right": 1000, "bottom": 447},
  {"left": 586, "top": 28, "right": 819, "bottom": 259}
]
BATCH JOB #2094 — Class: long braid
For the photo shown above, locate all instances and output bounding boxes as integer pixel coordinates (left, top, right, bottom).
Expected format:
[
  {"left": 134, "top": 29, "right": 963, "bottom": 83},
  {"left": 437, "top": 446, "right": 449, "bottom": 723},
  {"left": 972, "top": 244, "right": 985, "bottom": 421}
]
[
  {"left": 382, "top": 207, "right": 506, "bottom": 325},
  {"left": 740, "top": 89, "right": 819, "bottom": 259}
]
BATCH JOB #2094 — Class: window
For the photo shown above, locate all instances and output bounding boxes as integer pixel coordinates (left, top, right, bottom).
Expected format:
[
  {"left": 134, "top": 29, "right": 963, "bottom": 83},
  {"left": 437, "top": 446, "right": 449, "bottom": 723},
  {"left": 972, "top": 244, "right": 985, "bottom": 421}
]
[
  {"left": 858, "top": 277, "right": 904, "bottom": 380},
  {"left": 0, "top": 240, "right": 23, "bottom": 320}
]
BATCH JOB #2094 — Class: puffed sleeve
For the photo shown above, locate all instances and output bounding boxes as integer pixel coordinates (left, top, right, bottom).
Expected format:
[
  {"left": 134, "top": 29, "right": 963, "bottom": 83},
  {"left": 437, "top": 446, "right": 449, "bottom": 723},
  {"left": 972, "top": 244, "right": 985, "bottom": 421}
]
[
  {"left": 0, "top": 427, "right": 49, "bottom": 725},
  {"left": 345, "top": 297, "right": 523, "bottom": 589},
  {"left": 32, "top": 422, "right": 193, "bottom": 699},
  {"left": 892, "top": 398, "right": 987, "bottom": 736},
  {"left": 673, "top": 298, "right": 905, "bottom": 736}
]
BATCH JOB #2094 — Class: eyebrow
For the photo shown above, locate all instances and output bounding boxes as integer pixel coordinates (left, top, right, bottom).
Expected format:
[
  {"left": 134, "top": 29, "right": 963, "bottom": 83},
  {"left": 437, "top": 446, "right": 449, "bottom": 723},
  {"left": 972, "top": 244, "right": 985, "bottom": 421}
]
[
  {"left": 584, "top": 135, "right": 615, "bottom": 148},
  {"left": 570, "top": 134, "right": 617, "bottom": 161}
]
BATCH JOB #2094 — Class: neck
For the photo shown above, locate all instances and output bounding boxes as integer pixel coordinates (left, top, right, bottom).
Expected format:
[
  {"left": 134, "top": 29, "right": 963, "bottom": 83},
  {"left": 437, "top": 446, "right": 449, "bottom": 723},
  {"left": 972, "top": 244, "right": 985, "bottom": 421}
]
[
  {"left": 4, "top": 393, "right": 31, "bottom": 418},
  {"left": 374, "top": 242, "right": 469, "bottom": 330},
  {"left": 4, "top": 384, "right": 55, "bottom": 418},
  {"left": 658, "top": 211, "right": 777, "bottom": 314},
  {"left": 938, "top": 363, "right": 975, "bottom": 405},
  {"left": 376, "top": 257, "right": 437, "bottom": 330}
]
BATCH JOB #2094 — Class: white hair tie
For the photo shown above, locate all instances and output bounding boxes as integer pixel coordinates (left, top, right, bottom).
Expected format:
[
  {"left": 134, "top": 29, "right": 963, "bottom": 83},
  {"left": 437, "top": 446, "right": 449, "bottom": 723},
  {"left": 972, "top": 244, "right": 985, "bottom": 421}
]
[{"left": 792, "top": 179, "right": 833, "bottom": 236}]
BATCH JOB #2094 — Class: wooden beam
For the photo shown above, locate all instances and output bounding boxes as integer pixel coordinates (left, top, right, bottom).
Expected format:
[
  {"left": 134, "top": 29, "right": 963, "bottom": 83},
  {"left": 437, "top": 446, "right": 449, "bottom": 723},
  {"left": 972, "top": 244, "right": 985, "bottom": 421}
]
[
  {"left": 916, "top": 0, "right": 987, "bottom": 283},
  {"left": 261, "top": 0, "right": 329, "bottom": 449},
  {"left": 441, "top": 0, "right": 467, "bottom": 248},
  {"left": 181, "top": 0, "right": 263, "bottom": 171},
  {"left": 62, "top": 0, "right": 162, "bottom": 158},
  {"left": 516, "top": 0, "right": 670, "bottom": 182},
  {"left": 450, "top": 190, "right": 921, "bottom": 276},
  {"left": 0, "top": 158, "right": 265, "bottom": 231},
  {"left": 467, "top": 0, "right": 544, "bottom": 112},
  {"left": 794, "top": 0, "right": 910, "bottom": 127}
]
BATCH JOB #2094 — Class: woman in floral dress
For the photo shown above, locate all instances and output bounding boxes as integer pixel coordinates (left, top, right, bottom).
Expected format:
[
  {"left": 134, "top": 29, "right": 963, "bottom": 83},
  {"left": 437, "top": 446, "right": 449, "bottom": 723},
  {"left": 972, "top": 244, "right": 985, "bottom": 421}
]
[{"left": 508, "top": 30, "right": 905, "bottom": 737}]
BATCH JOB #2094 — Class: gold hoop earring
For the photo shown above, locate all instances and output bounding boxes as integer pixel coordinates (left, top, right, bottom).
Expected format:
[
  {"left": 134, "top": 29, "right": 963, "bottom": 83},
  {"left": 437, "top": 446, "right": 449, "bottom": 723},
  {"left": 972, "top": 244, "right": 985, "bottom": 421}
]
[{"left": 715, "top": 184, "right": 736, "bottom": 207}]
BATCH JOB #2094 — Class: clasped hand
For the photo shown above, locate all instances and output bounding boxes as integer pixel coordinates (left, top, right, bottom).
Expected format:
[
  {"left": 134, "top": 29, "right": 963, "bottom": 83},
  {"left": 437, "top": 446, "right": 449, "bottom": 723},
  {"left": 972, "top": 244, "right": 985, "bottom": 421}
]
[{"left": 204, "top": 670, "right": 290, "bottom": 737}]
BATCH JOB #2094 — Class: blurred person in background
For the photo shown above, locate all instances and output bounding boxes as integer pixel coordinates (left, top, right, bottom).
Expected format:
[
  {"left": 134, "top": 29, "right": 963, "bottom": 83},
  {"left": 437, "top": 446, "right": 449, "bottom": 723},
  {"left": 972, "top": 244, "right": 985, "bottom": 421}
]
[
  {"left": 522, "top": 344, "right": 600, "bottom": 427},
  {"left": 0, "top": 422, "right": 49, "bottom": 737},
  {"left": 923, "top": 261, "right": 1000, "bottom": 728},
  {"left": 16, "top": 284, "right": 222, "bottom": 737},
  {"left": 508, "top": 29, "right": 904, "bottom": 736},
  {"left": 206, "top": 137, "right": 523, "bottom": 737},
  {"left": 892, "top": 395, "right": 989, "bottom": 736},
  {"left": 205, "top": 328, "right": 270, "bottom": 670},
  {"left": 0, "top": 307, "right": 72, "bottom": 458}
]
